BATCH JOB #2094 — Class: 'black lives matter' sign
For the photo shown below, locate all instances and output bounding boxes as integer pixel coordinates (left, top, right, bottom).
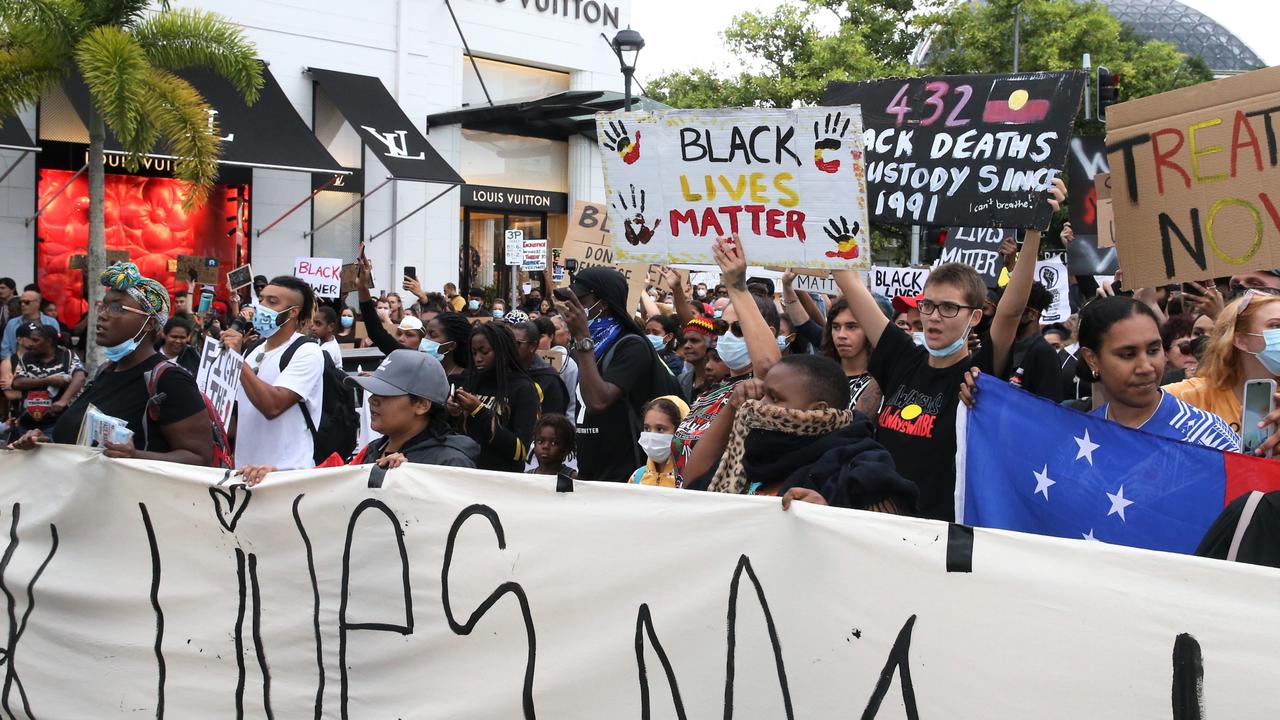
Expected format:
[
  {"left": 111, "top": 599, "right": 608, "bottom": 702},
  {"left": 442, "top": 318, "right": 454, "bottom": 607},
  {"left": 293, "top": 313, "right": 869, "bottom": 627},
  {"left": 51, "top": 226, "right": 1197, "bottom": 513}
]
[{"left": 823, "top": 72, "right": 1085, "bottom": 229}]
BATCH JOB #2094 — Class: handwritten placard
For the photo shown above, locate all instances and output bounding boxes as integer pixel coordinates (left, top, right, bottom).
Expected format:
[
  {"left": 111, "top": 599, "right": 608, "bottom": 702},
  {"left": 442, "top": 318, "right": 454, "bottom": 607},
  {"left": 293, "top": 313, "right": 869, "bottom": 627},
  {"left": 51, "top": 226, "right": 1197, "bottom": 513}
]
[
  {"left": 293, "top": 256, "right": 342, "bottom": 299},
  {"left": 1094, "top": 173, "right": 1115, "bottom": 248},
  {"left": 195, "top": 337, "right": 243, "bottom": 426},
  {"left": 941, "top": 227, "right": 1016, "bottom": 287},
  {"left": 824, "top": 72, "right": 1085, "bottom": 229},
  {"left": 1105, "top": 66, "right": 1280, "bottom": 287},
  {"left": 870, "top": 266, "right": 931, "bottom": 299},
  {"left": 598, "top": 107, "right": 871, "bottom": 269}
]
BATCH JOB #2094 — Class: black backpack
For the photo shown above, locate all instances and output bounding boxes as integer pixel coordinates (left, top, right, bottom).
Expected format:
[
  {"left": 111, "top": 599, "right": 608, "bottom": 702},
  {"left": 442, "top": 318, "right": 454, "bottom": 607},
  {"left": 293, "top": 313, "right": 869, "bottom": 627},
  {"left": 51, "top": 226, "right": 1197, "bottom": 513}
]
[{"left": 245, "top": 336, "right": 357, "bottom": 465}]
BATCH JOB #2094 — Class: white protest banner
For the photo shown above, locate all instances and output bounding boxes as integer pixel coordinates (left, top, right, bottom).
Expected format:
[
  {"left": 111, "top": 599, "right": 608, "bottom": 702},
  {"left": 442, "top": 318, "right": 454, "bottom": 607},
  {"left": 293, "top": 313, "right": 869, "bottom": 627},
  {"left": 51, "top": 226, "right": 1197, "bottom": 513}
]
[
  {"left": 293, "top": 256, "right": 342, "bottom": 298},
  {"left": 195, "top": 337, "right": 244, "bottom": 424},
  {"left": 521, "top": 239, "right": 547, "bottom": 272},
  {"left": 598, "top": 107, "right": 871, "bottom": 269},
  {"left": 1035, "top": 258, "right": 1070, "bottom": 324},
  {"left": 0, "top": 445, "right": 1277, "bottom": 718},
  {"left": 870, "top": 265, "right": 931, "bottom": 299}
]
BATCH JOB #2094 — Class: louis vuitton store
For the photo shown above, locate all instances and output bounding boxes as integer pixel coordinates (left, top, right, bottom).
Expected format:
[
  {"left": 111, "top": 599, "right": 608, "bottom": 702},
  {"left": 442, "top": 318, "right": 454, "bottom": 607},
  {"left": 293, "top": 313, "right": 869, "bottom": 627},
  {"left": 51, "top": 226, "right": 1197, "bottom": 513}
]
[{"left": 0, "top": 0, "right": 634, "bottom": 309}]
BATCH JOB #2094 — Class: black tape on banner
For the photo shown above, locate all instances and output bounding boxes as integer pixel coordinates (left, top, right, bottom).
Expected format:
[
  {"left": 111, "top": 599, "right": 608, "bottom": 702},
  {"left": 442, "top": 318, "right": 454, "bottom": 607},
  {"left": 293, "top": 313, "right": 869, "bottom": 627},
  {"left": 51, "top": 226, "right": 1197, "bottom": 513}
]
[
  {"left": 946, "top": 523, "right": 974, "bottom": 573},
  {"left": 368, "top": 465, "right": 388, "bottom": 489},
  {"left": 556, "top": 470, "right": 575, "bottom": 494}
]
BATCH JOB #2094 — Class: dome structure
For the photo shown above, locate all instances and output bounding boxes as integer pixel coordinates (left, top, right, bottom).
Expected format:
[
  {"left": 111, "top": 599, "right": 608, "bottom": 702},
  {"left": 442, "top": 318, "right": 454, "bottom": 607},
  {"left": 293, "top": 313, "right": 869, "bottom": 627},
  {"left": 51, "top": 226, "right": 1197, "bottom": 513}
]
[{"left": 1101, "top": 0, "right": 1263, "bottom": 74}]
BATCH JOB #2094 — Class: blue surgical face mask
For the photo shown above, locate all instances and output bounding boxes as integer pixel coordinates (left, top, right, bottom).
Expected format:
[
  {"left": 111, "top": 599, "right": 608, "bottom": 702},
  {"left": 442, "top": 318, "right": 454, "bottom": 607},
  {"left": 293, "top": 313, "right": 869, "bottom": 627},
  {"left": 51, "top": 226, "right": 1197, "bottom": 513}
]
[
  {"left": 104, "top": 319, "right": 150, "bottom": 362},
  {"left": 647, "top": 334, "right": 666, "bottom": 351},
  {"left": 418, "top": 338, "right": 446, "bottom": 361},
  {"left": 716, "top": 332, "right": 751, "bottom": 370},
  {"left": 492, "top": 309, "right": 505, "bottom": 319},
  {"left": 1248, "top": 328, "right": 1280, "bottom": 375},
  {"left": 252, "top": 304, "right": 294, "bottom": 339},
  {"left": 776, "top": 335, "right": 790, "bottom": 351},
  {"left": 468, "top": 299, "right": 481, "bottom": 311},
  {"left": 340, "top": 316, "right": 354, "bottom": 329},
  {"left": 912, "top": 331, "right": 926, "bottom": 346},
  {"left": 713, "top": 309, "right": 724, "bottom": 319},
  {"left": 924, "top": 314, "right": 974, "bottom": 359}
]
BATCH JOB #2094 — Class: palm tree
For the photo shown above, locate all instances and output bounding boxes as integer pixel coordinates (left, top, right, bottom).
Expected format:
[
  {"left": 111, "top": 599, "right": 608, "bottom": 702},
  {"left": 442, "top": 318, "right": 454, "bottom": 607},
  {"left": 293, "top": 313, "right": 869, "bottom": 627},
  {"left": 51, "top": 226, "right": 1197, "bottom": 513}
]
[{"left": 0, "top": 0, "right": 261, "bottom": 365}]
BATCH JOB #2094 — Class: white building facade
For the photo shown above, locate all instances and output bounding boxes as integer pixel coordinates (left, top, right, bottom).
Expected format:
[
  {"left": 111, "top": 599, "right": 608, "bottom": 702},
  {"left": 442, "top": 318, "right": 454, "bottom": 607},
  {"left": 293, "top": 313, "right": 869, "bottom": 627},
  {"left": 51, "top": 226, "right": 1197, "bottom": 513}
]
[{"left": 0, "top": 0, "right": 631, "bottom": 305}]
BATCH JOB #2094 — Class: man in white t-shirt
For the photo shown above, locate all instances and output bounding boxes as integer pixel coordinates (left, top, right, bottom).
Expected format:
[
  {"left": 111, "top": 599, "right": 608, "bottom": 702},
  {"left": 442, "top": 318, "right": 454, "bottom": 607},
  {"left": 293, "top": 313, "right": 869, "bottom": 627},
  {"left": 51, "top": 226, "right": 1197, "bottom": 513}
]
[{"left": 220, "top": 276, "right": 325, "bottom": 470}]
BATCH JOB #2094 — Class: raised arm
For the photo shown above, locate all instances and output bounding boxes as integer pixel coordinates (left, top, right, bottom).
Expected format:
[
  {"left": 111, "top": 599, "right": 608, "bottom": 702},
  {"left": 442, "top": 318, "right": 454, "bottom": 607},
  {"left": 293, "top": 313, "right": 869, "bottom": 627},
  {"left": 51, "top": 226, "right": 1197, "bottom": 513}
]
[
  {"left": 664, "top": 267, "right": 697, "bottom": 327},
  {"left": 831, "top": 269, "right": 890, "bottom": 348},
  {"left": 715, "top": 236, "right": 781, "bottom": 378},
  {"left": 780, "top": 272, "right": 810, "bottom": 327},
  {"left": 988, "top": 178, "right": 1066, "bottom": 375}
]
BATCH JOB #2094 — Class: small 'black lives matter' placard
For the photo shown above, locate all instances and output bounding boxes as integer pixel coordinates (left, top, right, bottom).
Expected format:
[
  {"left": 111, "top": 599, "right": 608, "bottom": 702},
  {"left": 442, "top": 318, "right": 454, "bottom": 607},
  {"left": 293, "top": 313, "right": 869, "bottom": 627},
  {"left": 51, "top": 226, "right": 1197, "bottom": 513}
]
[
  {"left": 941, "top": 226, "right": 1017, "bottom": 288},
  {"left": 823, "top": 71, "right": 1085, "bottom": 229}
]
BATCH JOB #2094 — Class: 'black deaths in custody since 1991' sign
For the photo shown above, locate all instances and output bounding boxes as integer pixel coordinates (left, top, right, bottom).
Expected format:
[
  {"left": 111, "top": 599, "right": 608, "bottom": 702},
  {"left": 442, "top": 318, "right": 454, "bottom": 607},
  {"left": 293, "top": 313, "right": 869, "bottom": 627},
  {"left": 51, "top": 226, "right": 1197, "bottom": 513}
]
[{"left": 823, "top": 71, "right": 1086, "bottom": 230}]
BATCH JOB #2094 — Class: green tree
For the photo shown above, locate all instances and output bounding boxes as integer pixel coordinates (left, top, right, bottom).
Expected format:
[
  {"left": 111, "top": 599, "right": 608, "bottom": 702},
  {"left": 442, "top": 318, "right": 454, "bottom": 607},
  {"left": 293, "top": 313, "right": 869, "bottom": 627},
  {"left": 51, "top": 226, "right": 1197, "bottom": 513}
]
[
  {"left": 649, "top": 0, "right": 935, "bottom": 110},
  {"left": 0, "top": 0, "right": 261, "bottom": 364},
  {"left": 922, "top": 0, "right": 1213, "bottom": 133}
]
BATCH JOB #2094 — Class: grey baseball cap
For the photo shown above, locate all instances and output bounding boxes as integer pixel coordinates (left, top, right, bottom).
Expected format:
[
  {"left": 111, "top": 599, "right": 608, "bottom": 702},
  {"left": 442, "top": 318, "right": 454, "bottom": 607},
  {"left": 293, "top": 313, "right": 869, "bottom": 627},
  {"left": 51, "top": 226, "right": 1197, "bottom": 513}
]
[{"left": 347, "top": 349, "right": 449, "bottom": 404}]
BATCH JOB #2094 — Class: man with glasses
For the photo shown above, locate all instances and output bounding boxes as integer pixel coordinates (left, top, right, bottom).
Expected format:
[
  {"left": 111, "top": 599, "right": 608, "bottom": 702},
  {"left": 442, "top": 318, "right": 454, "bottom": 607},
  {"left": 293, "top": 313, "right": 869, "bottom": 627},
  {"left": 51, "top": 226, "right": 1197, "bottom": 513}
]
[
  {"left": 832, "top": 180, "right": 1066, "bottom": 521},
  {"left": 1, "top": 290, "right": 60, "bottom": 360}
]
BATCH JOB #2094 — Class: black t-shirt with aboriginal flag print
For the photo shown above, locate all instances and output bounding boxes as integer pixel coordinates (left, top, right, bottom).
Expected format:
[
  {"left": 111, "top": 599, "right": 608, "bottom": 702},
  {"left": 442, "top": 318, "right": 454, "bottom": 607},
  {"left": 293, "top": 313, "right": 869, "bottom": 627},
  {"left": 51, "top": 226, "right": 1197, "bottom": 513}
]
[{"left": 869, "top": 325, "right": 993, "bottom": 522}]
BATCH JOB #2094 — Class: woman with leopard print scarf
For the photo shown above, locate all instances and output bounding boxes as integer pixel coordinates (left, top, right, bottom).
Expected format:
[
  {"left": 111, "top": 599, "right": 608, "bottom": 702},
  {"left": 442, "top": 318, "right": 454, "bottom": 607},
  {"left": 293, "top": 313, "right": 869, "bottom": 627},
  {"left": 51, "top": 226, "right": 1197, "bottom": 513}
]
[{"left": 685, "top": 355, "right": 917, "bottom": 514}]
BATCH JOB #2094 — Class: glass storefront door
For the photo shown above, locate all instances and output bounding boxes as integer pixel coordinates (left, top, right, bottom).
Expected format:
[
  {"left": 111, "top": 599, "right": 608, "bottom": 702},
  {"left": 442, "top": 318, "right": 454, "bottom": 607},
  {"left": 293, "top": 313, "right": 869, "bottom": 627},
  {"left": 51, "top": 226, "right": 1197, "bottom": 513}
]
[{"left": 461, "top": 209, "right": 548, "bottom": 301}]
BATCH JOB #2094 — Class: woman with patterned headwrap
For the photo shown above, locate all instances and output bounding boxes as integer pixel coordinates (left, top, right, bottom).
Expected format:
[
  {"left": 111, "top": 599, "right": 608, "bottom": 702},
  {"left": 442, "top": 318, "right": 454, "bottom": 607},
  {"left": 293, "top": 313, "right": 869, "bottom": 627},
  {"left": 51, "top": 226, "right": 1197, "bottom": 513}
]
[{"left": 8, "top": 262, "right": 213, "bottom": 466}]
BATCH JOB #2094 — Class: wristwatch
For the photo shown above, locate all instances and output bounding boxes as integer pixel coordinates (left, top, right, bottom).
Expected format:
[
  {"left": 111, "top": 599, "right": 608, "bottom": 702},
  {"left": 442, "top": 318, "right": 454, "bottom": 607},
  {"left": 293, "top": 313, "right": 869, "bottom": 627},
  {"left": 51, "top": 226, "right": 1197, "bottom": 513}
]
[{"left": 572, "top": 336, "right": 595, "bottom": 353}]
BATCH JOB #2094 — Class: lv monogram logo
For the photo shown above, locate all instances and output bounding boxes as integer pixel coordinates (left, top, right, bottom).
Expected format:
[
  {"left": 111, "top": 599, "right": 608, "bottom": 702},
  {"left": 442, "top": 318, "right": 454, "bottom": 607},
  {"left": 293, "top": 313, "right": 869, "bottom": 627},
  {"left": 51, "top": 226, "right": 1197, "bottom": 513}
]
[
  {"left": 361, "top": 126, "right": 425, "bottom": 160},
  {"left": 206, "top": 109, "right": 235, "bottom": 142}
]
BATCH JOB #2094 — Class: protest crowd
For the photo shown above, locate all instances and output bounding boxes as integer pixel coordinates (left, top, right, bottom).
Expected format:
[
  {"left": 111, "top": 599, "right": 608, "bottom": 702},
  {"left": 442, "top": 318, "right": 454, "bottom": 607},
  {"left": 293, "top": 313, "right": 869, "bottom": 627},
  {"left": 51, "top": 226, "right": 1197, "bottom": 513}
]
[{"left": 5, "top": 68, "right": 1280, "bottom": 571}]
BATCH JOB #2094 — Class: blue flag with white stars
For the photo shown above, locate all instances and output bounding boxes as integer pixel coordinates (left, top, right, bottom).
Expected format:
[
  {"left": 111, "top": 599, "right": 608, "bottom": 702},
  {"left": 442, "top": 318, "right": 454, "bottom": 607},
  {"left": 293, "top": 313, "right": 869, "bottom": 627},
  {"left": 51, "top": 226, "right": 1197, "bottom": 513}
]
[{"left": 957, "top": 374, "right": 1278, "bottom": 554}]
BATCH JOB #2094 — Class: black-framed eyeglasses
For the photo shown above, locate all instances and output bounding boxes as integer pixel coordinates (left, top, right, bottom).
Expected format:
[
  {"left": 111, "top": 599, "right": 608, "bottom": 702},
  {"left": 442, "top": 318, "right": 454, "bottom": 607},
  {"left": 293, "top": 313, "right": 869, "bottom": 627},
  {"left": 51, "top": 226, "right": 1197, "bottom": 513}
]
[{"left": 918, "top": 300, "right": 978, "bottom": 318}]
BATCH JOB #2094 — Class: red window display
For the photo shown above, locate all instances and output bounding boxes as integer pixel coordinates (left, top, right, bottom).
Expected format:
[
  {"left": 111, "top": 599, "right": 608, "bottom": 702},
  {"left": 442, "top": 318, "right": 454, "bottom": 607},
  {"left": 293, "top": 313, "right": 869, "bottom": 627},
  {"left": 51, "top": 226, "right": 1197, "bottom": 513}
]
[{"left": 36, "top": 169, "right": 250, "bottom": 327}]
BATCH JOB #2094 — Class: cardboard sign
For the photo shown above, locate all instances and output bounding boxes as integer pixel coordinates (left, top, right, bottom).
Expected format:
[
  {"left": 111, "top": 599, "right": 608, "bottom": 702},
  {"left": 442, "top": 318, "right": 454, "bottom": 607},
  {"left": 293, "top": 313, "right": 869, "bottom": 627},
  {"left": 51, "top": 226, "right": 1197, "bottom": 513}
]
[
  {"left": 194, "top": 337, "right": 243, "bottom": 426},
  {"left": 537, "top": 348, "right": 565, "bottom": 372},
  {"left": 824, "top": 71, "right": 1086, "bottom": 229},
  {"left": 1035, "top": 259, "right": 1070, "bottom": 324},
  {"left": 940, "top": 226, "right": 1016, "bottom": 287},
  {"left": 560, "top": 201, "right": 647, "bottom": 314},
  {"left": 293, "top": 256, "right": 342, "bottom": 298},
  {"left": 1105, "top": 65, "right": 1280, "bottom": 288},
  {"left": 176, "top": 255, "right": 219, "bottom": 285},
  {"left": 521, "top": 239, "right": 548, "bottom": 272},
  {"left": 1094, "top": 173, "right": 1115, "bottom": 248},
  {"left": 597, "top": 107, "right": 871, "bottom": 269},
  {"left": 226, "top": 264, "right": 253, "bottom": 291},
  {"left": 8, "top": 445, "right": 1280, "bottom": 718},
  {"left": 340, "top": 263, "right": 359, "bottom": 294},
  {"left": 646, "top": 264, "right": 690, "bottom": 294},
  {"left": 69, "top": 250, "right": 130, "bottom": 270},
  {"left": 870, "top": 266, "right": 931, "bottom": 299}
]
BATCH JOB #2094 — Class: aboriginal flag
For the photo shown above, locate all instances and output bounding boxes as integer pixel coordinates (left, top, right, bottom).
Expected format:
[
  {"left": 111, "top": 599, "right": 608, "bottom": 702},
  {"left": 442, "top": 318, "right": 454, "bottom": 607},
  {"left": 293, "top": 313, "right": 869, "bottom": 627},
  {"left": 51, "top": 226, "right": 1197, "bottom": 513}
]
[{"left": 982, "top": 76, "right": 1061, "bottom": 125}]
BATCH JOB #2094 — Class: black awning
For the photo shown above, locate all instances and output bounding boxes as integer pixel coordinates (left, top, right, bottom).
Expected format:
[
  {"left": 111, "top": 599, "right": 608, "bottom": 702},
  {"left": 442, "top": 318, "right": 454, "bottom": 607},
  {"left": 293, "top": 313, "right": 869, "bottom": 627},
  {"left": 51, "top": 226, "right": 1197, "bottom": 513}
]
[
  {"left": 308, "top": 67, "right": 463, "bottom": 184},
  {"left": 63, "top": 65, "right": 347, "bottom": 175},
  {"left": 0, "top": 116, "right": 39, "bottom": 153},
  {"left": 427, "top": 90, "right": 669, "bottom": 142}
]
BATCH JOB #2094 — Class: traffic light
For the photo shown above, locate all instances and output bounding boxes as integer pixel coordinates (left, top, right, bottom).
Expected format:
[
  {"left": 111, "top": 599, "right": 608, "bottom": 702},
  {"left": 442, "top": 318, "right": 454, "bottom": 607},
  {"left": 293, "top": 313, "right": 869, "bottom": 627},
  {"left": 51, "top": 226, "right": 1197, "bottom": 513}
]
[
  {"left": 1097, "top": 67, "right": 1120, "bottom": 122},
  {"left": 923, "top": 227, "right": 947, "bottom": 265}
]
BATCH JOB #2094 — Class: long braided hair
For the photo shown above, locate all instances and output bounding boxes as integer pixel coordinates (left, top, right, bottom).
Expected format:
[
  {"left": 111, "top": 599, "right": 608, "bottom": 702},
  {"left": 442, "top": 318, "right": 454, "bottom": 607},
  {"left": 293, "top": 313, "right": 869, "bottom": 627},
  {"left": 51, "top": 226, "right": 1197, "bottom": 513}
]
[{"left": 467, "top": 322, "right": 533, "bottom": 416}]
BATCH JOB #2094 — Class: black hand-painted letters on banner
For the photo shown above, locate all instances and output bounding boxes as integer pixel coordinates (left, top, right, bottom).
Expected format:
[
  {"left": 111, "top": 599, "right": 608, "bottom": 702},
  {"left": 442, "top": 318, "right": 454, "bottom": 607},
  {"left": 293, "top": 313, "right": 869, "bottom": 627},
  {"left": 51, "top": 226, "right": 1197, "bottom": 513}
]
[{"left": 823, "top": 72, "right": 1085, "bottom": 230}]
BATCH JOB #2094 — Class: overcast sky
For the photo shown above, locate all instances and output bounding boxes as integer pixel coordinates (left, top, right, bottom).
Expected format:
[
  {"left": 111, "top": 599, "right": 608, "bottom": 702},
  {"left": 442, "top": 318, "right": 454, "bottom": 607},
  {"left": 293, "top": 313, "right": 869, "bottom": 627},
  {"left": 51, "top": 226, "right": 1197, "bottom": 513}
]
[{"left": 632, "top": 0, "right": 1279, "bottom": 82}]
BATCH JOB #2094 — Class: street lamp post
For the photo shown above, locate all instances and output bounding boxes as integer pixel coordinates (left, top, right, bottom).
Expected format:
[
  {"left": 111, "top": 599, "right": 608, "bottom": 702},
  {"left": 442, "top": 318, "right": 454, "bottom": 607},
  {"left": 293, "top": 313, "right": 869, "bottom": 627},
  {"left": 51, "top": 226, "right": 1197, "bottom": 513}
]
[{"left": 611, "top": 27, "right": 645, "bottom": 111}]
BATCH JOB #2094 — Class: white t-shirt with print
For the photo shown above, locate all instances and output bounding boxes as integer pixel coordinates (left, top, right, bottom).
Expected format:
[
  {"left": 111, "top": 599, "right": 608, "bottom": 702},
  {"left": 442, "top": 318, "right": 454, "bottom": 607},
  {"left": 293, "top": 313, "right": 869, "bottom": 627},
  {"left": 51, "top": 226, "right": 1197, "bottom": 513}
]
[{"left": 235, "top": 333, "right": 325, "bottom": 470}]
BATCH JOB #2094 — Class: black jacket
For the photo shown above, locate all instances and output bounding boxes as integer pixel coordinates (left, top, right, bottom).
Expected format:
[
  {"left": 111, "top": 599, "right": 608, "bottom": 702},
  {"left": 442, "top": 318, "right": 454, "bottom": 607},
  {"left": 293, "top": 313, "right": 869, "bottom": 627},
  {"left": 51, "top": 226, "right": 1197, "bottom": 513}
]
[
  {"left": 527, "top": 357, "right": 569, "bottom": 416},
  {"left": 357, "top": 426, "right": 480, "bottom": 468}
]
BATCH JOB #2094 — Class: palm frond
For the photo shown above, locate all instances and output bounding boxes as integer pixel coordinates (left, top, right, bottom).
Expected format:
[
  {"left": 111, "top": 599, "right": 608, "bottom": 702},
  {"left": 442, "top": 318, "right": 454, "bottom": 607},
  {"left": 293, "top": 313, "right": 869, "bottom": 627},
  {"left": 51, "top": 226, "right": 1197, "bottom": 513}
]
[
  {"left": 137, "top": 67, "right": 220, "bottom": 205},
  {"left": 0, "top": 46, "right": 66, "bottom": 117},
  {"left": 0, "top": 0, "right": 85, "bottom": 48},
  {"left": 80, "top": 0, "right": 151, "bottom": 29},
  {"left": 133, "top": 8, "right": 262, "bottom": 104},
  {"left": 75, "top": 25, "right": 155, "bottom": 155}
]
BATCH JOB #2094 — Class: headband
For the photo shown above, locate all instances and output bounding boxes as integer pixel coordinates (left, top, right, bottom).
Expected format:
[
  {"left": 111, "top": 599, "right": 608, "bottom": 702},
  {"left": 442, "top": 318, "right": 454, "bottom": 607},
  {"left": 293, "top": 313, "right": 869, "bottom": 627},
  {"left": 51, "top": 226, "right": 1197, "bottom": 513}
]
[{"left": 100, "top": 261, "right": 170, "bottom": 325}]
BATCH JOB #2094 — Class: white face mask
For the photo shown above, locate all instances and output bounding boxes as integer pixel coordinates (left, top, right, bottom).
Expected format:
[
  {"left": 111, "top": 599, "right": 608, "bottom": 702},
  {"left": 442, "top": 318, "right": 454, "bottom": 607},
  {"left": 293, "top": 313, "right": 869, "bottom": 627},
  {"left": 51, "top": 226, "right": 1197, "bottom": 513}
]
[{"left": 637, "top": 431, "right": 673, "bottom": 463}]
